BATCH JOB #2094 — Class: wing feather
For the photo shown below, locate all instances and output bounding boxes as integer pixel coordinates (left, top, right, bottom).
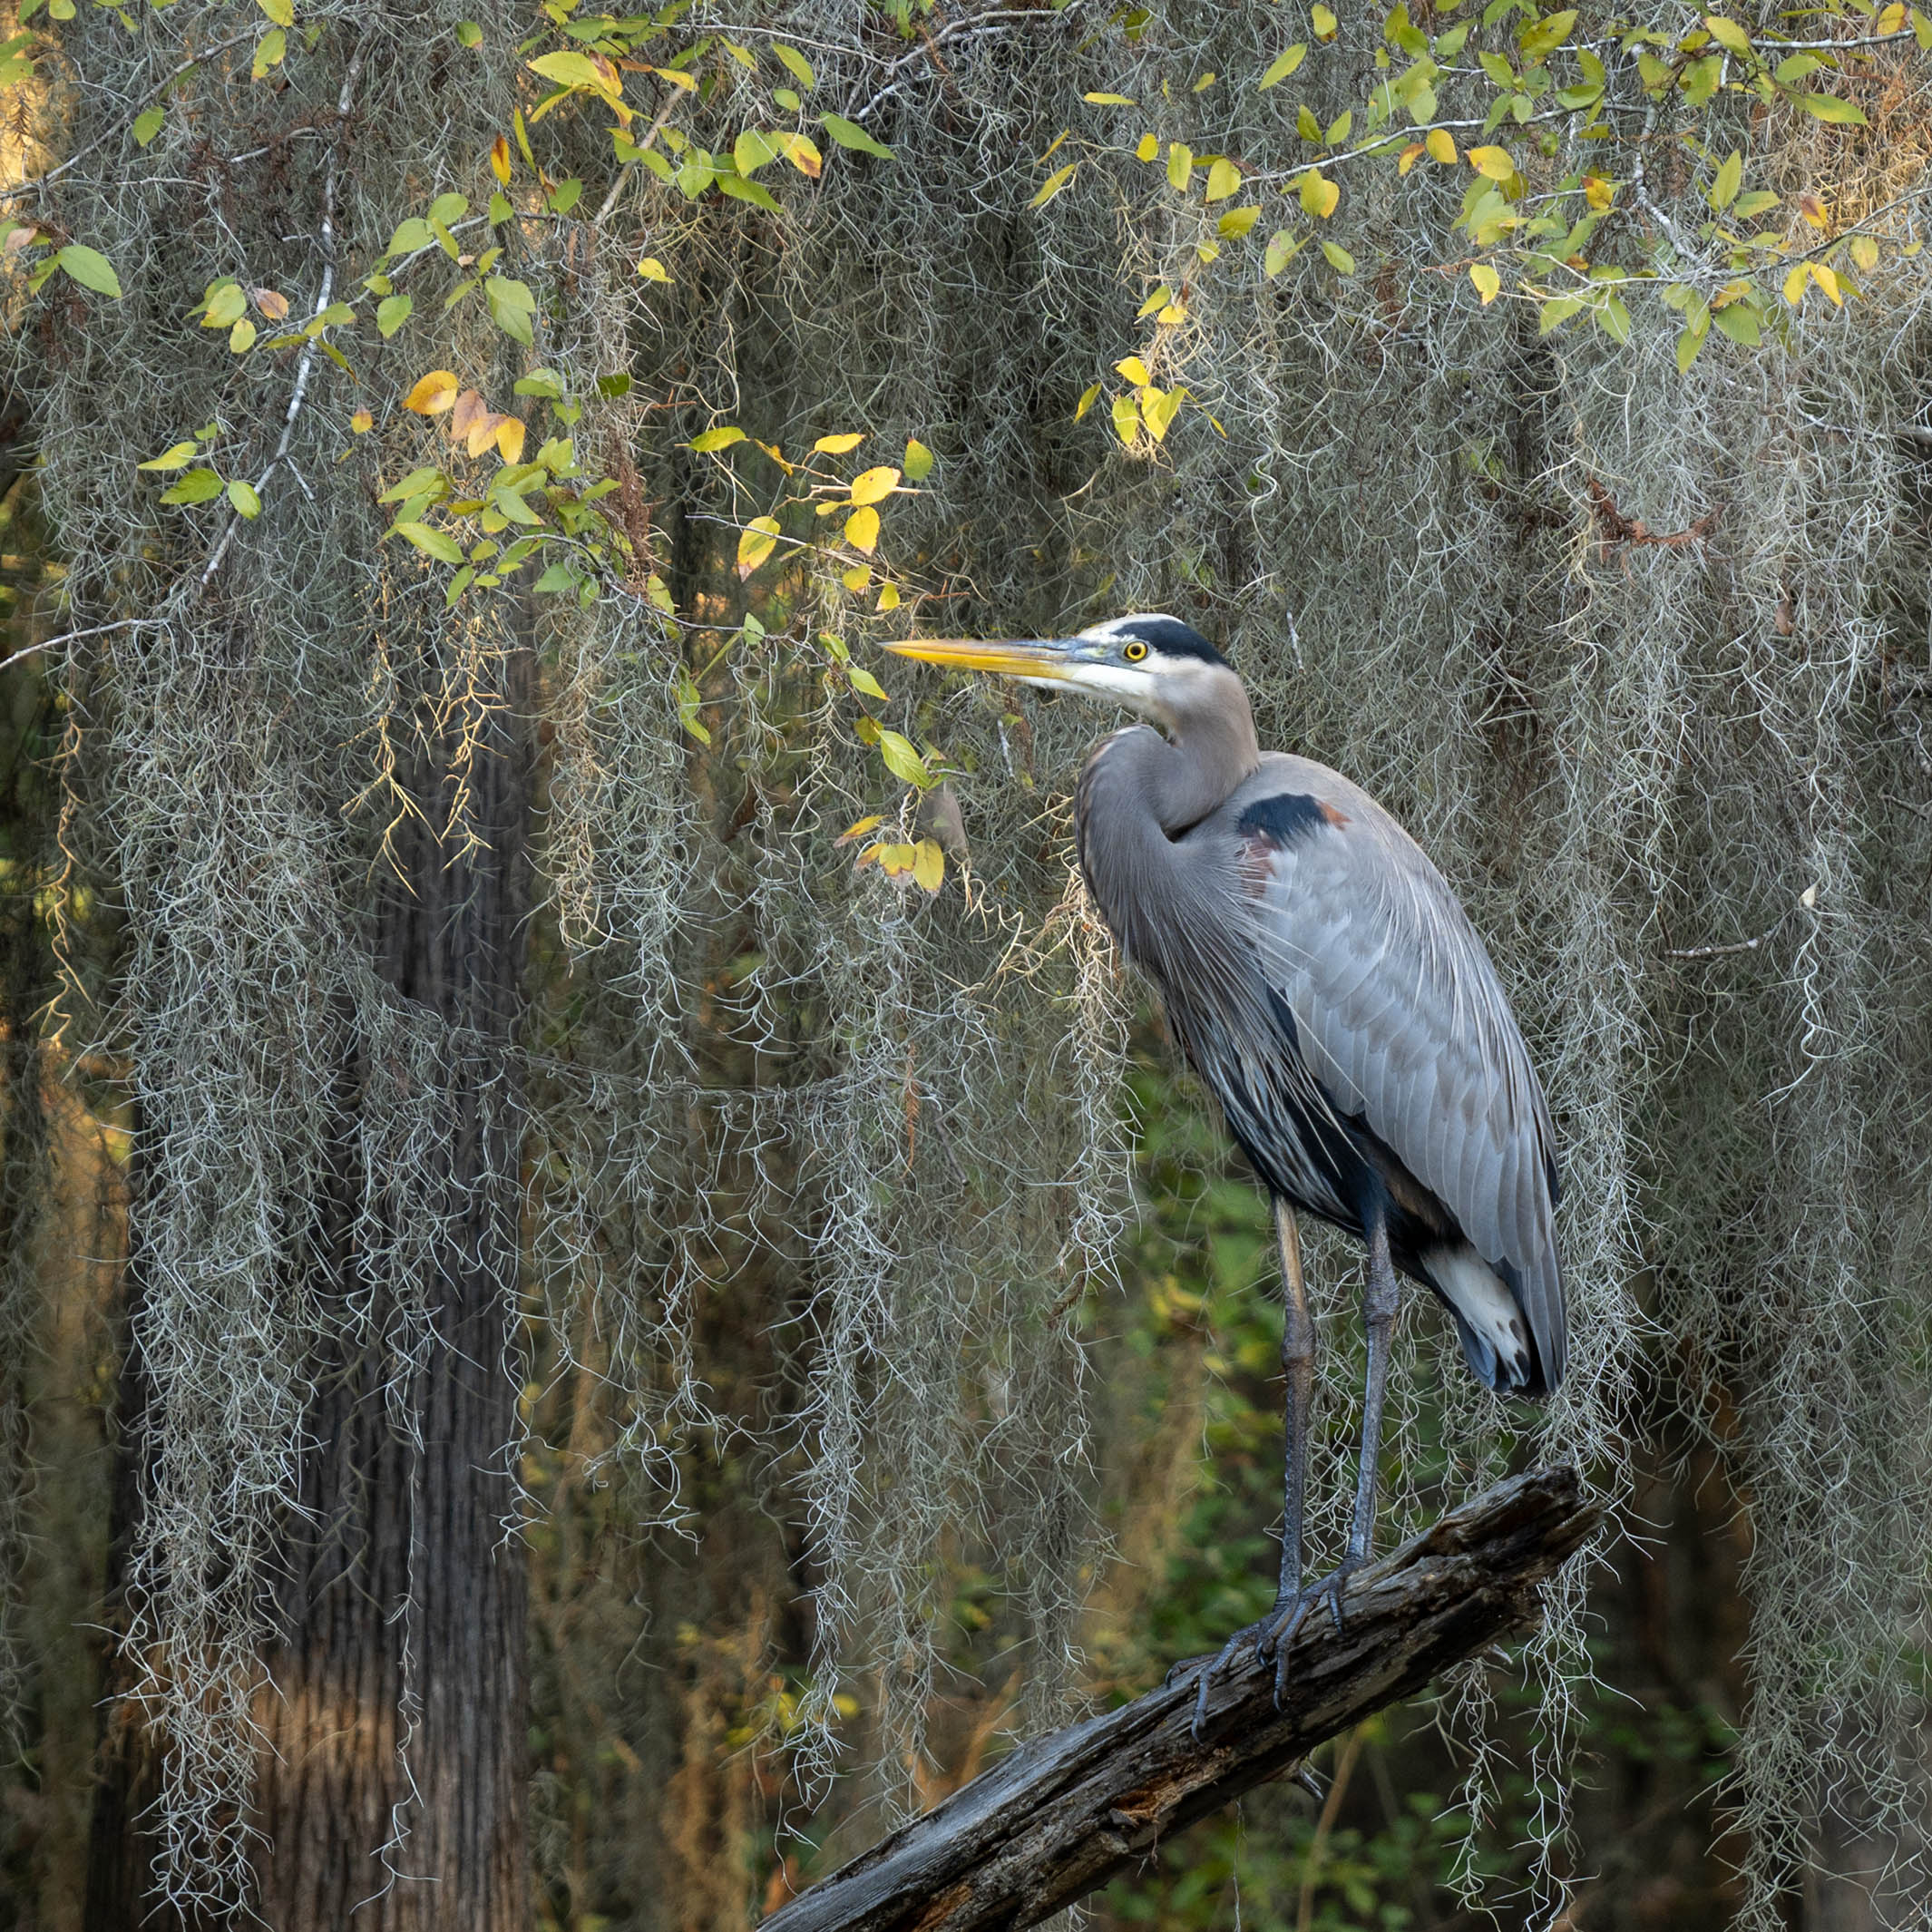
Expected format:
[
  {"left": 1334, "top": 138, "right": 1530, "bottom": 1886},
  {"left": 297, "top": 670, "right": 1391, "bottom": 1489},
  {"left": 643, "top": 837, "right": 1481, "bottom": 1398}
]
[{"left": 1227, "top": 757, "right": 1565, "bottom": 1386}]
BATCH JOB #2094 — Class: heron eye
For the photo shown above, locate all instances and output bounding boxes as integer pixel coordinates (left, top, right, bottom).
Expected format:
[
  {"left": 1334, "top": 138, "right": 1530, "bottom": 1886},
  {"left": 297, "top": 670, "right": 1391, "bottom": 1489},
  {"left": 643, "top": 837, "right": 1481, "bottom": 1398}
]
[{"left": 1123, "top": 640, "right": 1148, "bottom": 662}]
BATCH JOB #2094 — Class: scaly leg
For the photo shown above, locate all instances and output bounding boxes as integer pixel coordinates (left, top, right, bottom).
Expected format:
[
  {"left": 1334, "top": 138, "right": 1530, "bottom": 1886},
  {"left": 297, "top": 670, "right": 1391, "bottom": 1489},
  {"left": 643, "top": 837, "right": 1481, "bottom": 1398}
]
[{"left": 1193, "top": 1198, "right": 1315, "bottom": 1731}]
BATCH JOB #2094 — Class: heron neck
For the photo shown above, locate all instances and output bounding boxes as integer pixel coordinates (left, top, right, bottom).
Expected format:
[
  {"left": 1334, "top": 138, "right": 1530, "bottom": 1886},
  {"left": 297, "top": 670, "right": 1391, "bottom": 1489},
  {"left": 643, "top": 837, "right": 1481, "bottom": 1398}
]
[{"left": 1148, "top": 671, "right": 1261, "bottom": 834}]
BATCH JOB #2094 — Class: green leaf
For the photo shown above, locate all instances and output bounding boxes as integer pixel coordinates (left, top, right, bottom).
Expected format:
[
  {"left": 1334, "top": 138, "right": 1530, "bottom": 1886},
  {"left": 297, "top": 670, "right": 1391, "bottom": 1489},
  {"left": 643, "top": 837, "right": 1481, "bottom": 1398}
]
[
  {"left": 1031, "top": 162, "right": 1078, "bottom": 209},
  {"left": 376, "top": 293, "right": 413, "bottom": 337},
  {"left": 775, "top": 43, "right": 815, "bottom": 91},
  {"left": 251, "top": 28, "right": 286, "bottom": 79},
  {"left": 675, "top": 664, "right": 711, "bottom": 743},
  {"left": 1166, "top": 141, "right": 1193, "bottom": 190},
  {"left": 159, "top": 468, "right": 225, "bottom": 505},
  {"left": 386, "top": 218, "right": 433, "bottom": 256},
  {"left": 1319, "top": 238, "right": 1355, "bottom": 275},
  {"left": 226, "top": 478, "right": 262, "bottom": 518},
  {"left": 485, "top": 276, "right": 536, "bottom": 345},
  {"left": 256, "top": 0, "right": 292, "bottom": 23},
  {"left": 455, "top": 20, "right": 482, "bottom": 47},
  {"left": 715, "top": 171, "right": 781, "bottom": 213},
  {"left": 1711, "top": 301, "right": 1761, "bottom": 346},
  {"left": 1732, "top": 190, "right": 1780, "bottom": 220},
  {"left": 393, "top": 522, "right": 464, "bottom": 562},
  {"left": 513, "top": 369, "right": 564, "bottom": 399},
  {"left": 428, "top": 191, "right": 467, "bottom": 229},
  {"left": 1709, "top": 150, "right": 1742, "bottom": 211},
  {"left": 1800, "top": 93, "right": 1868, "bottom": 126},
  {"left": 875, "top": 727, "right": 933, "bottom": 788},
  {"left": 1259, "top": 44, "right": 1307, "bottom": 87},
  {"left": 1204, "top": 156, "right": 1241, "bottom": 201},
  {"left": 1517, "top": 7, "right": 1576, "bottom": 58},
  {"left": 1703, "top": 14, "right": 1751, "bottom": 54},
  {"left": 54, "top": 244, "right": 121, "bottom": 298},
  {"left": 820, "top": 113, "right": 893, "bottom": 159},
  {"left": 903, "top": 437, "right": 934, "bottom": 482},
  {"left": 532, "top": 561, "right": 579, "bottom": 593},
  {"left": 132, "top": 105, "right": 164, "bottom": 147},
  {"left": 690, "top": 427, "right": 746, "bottom": 453},
  {"left": 377, "top": 464, "right": 446, "bottom": 505},
  {"left": 527, "top": 50, "right": 619, "bottom": 97},
  {"left": 1217, "top": 204, "right": 1261, "bottom": 239},
  {"left": 1675, "top": 324, "right": 1707, "bottom": 373}
]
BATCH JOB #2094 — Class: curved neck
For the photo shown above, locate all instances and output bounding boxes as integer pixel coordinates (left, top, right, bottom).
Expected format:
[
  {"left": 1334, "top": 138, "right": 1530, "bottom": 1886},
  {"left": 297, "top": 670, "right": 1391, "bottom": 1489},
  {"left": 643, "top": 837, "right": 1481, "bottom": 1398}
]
[{"left": 1147, "top": 664, "right": 1261, "bottom": 834}]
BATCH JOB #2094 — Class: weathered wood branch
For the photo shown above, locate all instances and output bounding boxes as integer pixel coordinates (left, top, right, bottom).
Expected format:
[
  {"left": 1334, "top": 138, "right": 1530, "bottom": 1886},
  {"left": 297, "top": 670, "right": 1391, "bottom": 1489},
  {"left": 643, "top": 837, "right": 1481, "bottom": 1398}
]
[{"left": 766, "top": 1467, "right": 1598, "bottom": 1932}]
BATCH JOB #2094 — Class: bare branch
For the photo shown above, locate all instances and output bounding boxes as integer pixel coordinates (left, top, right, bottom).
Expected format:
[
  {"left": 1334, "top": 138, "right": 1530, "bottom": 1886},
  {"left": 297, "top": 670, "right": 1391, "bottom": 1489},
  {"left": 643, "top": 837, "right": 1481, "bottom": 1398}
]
[{"left": 763, "top": 1469, "right": 1600, "bottom": 1932}]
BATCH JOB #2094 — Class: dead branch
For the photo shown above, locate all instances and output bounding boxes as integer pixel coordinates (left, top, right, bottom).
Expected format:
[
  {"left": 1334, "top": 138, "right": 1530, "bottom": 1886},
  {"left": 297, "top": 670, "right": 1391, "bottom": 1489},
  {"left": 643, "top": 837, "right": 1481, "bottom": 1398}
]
[{"left": 763, "top": 1467, "right": 1600, "bottom": 1932}]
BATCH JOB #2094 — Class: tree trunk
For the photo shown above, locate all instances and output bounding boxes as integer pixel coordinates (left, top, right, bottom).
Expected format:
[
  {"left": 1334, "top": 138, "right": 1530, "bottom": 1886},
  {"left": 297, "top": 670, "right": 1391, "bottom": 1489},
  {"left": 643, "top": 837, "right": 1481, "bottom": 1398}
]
[{"left": 85, "top": 635, "right": 534, "bottom": 1932}]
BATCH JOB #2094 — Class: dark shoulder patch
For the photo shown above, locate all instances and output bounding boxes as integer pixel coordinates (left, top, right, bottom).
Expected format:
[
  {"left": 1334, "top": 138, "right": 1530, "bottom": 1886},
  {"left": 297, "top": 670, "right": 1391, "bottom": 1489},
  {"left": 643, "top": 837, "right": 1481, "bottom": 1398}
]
[{"left": 1238, "top": 792, "right": 1341, "bottom": 846}]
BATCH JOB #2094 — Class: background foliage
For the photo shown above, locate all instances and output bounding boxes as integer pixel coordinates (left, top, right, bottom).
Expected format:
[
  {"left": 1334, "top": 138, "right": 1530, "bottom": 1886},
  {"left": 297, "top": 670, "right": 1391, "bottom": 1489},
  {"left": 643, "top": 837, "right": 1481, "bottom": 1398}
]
[{"left": 0, "top": 0, "right": 1929, "bottom": 1924}]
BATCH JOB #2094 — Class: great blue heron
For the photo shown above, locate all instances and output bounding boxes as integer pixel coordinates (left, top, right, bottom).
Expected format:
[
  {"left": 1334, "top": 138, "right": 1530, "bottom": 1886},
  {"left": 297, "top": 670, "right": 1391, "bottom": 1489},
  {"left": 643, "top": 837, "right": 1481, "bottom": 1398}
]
[{"left": 884, "top": 614, "right": 1564, "bottom": 1712}]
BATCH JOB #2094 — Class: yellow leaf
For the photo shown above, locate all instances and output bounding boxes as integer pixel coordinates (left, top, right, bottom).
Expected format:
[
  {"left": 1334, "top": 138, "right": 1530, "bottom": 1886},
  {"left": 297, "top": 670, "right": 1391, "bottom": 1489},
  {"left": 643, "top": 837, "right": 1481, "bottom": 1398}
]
[
  {"left": 876, "top": 581, "right": 901, "bottom": 612},
  {"left": 1157, "top": 303, "right": 1186, "bottom": 326},
  {"left": 1811, "top": 262, "right": 1842, "bottom": 306},
  {"left": 1849, "top": 234, "right": 1879, "bottom": 273},
  {"left": 912, "top": 839, "right": 944, "bottom": 893},
  {"left": 1083, "top": 92, "right": 1136, "bottom": 104},
  {"left": 1297, "top": 169, "right": 1339, "bottom": 219},
  {"left": 493, "top": 416, "right": 526, "bottom": 463},
  {"left": 1205, "top": 157, "right": 1242, "bottom": 201},
  {"left": 253, "top": 288, "right": 289, "bottom": 320},
  {"left": 1110, "top": 392, "right": 1141, "bottom": 444},
  {"left": 637, "top": 257, "right": 671, "bottom": 282},
  {"left": 252, "top": 27, "right": 286, "bottom": 78},
  {"left": 491, "top": 135, "right": 511, "bottom": 185},
  {"left": 350, "top": 409, "right": 373, "bottom": 434},
  {"left": 1135, "top": 132, "right": 1158, "bottom": 161},
  {"left": 1031, "top": 162, "right": 1078, "bottom": 209},
  {"left": 229, "top": 318, "right": 257, "bottom": 354},
  {"left": 1312, "top": 4, "right": 1337, "bottom": 39},
  {"left": 1584, "top": 173, "right": 1615, "bottom": 210},
  {"left": 836, "top": 815, "right": 883, "bottom": 845},
  {"left": 848, "top": 465, "right": 901, "bottom": 506},
  {"left": 1467, "top": 145, "right": 1515, "bottom": 181},
  {"left": 404, "top": 370, "right": 460, "bottom": 415},
  {"left": 1166, "top": 142, "right": 1193, "bottom": 190},
  {"left": 815, "top": 432, "right": 865, "bottom": 454},
  {"left": 903, "top": 438, "right": 933, "bottom": 482},
  {"left": 737, "top": 514, "right": 781, "bottom": 577},
  {"left": 1425, "top": 129, "right": 1457, "bottom": 165},
  {"left": 1782, "top": 262, "right": 1810, "bottom": 305},
  {"left": 1115, "top": 355, "right": 1152, "bottom": 385},
  {"left": 1259, "top": 44, "right": 1307, "bottom": 87},
  {"left": 1074, "top": 382, "right": 1102, "bottom": 421},
  {"left": 841, "top": 564, "right": 871, "bottom": 592},
  {"left": 137, "top": 442, "right": 199, "bottom": 472},
  {"left": 1398, "top": 143, "right": 1424, "bottom": 175},
  {"left": 256, "top": 0, "right": 293, "bottom": 22},
  {"left": 844, "top": 505, "right": 880, "bottom": 553},
  {"left": 1877, "top": 0, "right": 1907, "bottom": 28},
  {"left": 1469, "top": 262, "right": 1500, "bottom": 305},
  {"left": 1140, "top": 385, "right": 1185, "bottom": 442},
  {"left": 1137, "top": 284, "right": 1173, "bottom": 318}
]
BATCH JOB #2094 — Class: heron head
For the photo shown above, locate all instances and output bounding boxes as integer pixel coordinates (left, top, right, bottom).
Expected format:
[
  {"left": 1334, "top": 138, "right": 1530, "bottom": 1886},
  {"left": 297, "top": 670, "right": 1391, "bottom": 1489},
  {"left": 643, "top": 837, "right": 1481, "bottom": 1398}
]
[{"left": 883, "top": 614, "right": 1232, "bottom": 725}]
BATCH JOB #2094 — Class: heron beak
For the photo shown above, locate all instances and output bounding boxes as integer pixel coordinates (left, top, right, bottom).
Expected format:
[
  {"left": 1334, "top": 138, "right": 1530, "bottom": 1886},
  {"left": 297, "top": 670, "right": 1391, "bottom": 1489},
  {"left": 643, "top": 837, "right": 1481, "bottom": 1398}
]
[{"left": 882, "top": 636, "right": 1081, "bottom": 682}]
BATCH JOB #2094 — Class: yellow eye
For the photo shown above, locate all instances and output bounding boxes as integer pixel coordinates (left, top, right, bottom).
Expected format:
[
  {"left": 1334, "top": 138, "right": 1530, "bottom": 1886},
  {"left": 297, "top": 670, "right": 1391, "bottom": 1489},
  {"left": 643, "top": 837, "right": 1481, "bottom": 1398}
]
[{"left": 1123, "top": 639, "right": 1148, "bottom": 662}]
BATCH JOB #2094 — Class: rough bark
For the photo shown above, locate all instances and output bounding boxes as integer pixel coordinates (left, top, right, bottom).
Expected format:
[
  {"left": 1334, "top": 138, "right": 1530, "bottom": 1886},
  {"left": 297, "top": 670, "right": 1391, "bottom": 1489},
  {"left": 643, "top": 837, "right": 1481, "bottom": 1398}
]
[
  {"left": 763, "top": 1468, "right": 1598, "bottom": 1932},
  {"left": 83, "top": 632, "right": 534, "bottom": 1932}
]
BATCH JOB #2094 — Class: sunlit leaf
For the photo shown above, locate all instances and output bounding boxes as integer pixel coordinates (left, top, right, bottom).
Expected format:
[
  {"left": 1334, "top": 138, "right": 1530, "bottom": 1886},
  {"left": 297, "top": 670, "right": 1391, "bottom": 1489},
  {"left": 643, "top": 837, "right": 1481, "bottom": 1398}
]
[
  {"left": 229, "top": 318, "right": 256, "bottom": 354},
  {"left": 912, "top": 839, "right": 944, "bottom": 893},
  {"left": 737, "top": 513, "right": 781, "bottom": 577},
  {"left": 850, "top": 465, "right": 901, "bottom": 506},
  {"left": 257, "top": 0, "right": 292, "bottom": 23},
  {"left": 1083, "top": 92, "right": 1135, "bottom": 104},
  {"left": 903, "top": 437, "right": 934, "bottom": 482},
  {"left": 1218, "top": 204, "right": 1260, "bottom": 238},
  {"left": 1297, "top": 168, "right": 1338, "bottom": 218},
  {"left": 844, "top": 505, "right": 881, "bottom": 552},
  {"left": 138, "top": 443, "right": 198, "bottom": 472},
  {"left": 637, "top": 257, "right": 672, "bottom": 282},
  {"left": 815, "top": 433, "right": 865, "bottom": 455},
  {"left": 848, "top": 664, "right": 889, "bottom": 699},
  {"left": 1311, "top": 5, "right": 1337, "bottom": 41},
  {"left": 1111, "top": 392, "right": 1140, "bottom": 444},
  {"left": 1031, "top": 162, "right": 1078, "bottom": 208},
  {"left": 875, "top": 728, "right": 933, "bottom": 788},
  {"left": 1800, "top": 93, "right": 1868, "bottom": 126},
  {"left": 1469, "top": 262, "right": 1500, "bottom": 304},
  {"left": 493, "top": 416, "right": 526, "bottom": 463},
  {"left": 404, "top": 369, "right": 460, "bottom": 415},
  {"left": 1259, "top": 44, "right": 1307, "bottom": 87},
  {"left": 1075, "top": 381, "right": 1103, "bottom": 420},
  {"left": 1466, "top": 145, "right": 1515, "bottom": 181},
  {"left": 350, "top": 409, "right": 374, "bottom": 434},
  {"left": 252, "top": 28, "right": 286, "bottom": 79},
  {"left": 1135, "top": 132, "right": 1158, "bottom": 161},
  {"left": 1425, "top": 128, "right": 1457, "bottom": 165},
  {"left": 775, "top": 44, "right": 815, "bottom": 91},
  {"left": 1264, "top": 229, "right": 1300, "bottom": 276},
  {"left": 160, "top": 468, "right": 225, "bottom": 505},
  {"left": 1205, "top": 157, "right": 1241, "bottom": 201},
  {"left": 690, "top": 427, "right": 747, "bottom": 452},
  {"left": 491, "top": 135, "right": 511, "bottom": 185},
  {"left": 1116, "top": 355, "right": 1152, "bottom": 385},
  {"left": 1166, "top": 141, "right": 1193, "bottom": 190}
]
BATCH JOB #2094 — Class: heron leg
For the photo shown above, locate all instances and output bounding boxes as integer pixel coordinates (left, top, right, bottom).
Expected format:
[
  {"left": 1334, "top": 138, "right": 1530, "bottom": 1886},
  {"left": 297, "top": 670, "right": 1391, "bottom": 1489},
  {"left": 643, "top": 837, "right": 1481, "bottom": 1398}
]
[
  {"left": 1192, "top": 1198, "right": 1314, "bottom": 1732},
  {"left": 1306, "top": 1209, "right": 1400, "bottom": 1635}
]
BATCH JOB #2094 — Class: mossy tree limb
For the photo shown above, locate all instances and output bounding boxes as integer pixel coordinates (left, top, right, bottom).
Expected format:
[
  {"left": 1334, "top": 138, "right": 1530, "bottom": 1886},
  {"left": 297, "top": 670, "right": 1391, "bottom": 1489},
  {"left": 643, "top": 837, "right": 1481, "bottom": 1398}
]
[{"left": 765, "top": 1469, "right": 1600, "bottom": 1932}]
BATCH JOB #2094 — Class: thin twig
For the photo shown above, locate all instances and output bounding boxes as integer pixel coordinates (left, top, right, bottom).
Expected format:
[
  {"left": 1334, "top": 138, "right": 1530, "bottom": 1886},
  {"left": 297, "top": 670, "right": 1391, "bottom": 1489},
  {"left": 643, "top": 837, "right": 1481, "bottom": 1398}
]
[
  {"left": 198, "top": 38, "right": 365, "bottom": 590},
  {"left": 0, "top": 33, "right": 256, "bottom": 201},
  {"left": 0, "top": 618, "right": 161, "bottom": 675}
]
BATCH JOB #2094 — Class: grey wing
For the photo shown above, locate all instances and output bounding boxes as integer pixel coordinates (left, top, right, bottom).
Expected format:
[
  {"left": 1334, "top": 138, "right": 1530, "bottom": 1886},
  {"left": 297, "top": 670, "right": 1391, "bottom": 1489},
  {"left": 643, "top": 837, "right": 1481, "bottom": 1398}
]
[{"left": 1237, "top": 780, "right": 1566, "bottom": 1388}]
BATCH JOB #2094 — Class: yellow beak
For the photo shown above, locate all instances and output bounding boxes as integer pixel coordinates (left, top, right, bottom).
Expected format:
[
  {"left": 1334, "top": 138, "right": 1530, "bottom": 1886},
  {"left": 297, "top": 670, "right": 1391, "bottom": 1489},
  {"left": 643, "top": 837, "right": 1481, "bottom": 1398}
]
[{"left": 882, "top": 637, "right": 1078, "bottom": 680}]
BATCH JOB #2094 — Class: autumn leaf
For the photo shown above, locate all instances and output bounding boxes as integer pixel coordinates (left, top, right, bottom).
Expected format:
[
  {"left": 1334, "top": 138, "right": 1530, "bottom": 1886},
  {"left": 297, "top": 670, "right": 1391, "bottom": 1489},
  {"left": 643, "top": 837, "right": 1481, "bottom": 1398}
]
[
  {"left": 844, "top": 505, "right": 881, "bottom": 553},
  {"left": 404, "top": 370, "right": 460, "bottom": 415},
  {"left": 737, "top": 515, "right": 781, "bottom": 578},
  {"left": 849, "top": 465, "right": 900, "bottom": 506}
]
